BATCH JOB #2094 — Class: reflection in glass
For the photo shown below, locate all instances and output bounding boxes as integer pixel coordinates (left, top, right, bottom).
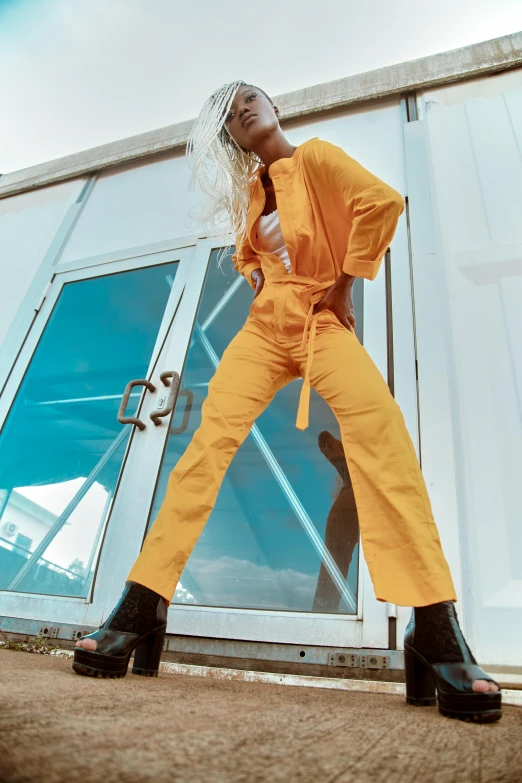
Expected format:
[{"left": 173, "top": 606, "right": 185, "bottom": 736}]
[
  {"left": 0, "top": 263, "right": 177, "bottom": 597},
  {"left": 148, "top": 252, "right": 363, "bottom": 614},
  {"left": 313, "top": 432, "right": 360, "bottom": 612}
]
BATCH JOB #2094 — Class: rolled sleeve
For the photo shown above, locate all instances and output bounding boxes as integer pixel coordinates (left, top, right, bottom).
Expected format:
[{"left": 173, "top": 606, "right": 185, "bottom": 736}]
[
  {"left": 306, "top": 140, "right": 405, "bottom": 281},
  {"left": 342, "top": 185, "right": 405, "bottom": 281}
]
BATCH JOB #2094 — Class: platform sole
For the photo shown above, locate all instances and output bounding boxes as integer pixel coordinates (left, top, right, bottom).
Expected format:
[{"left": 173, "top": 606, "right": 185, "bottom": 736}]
[
  {"left": 72, "top": 645, "right": 132, "bottom": 678},
  {"left": 438, "top": 705, "right": 502, "bottom": 723},
  {"left": 437, "top": 691, "right": 502, "bottom": 723},
  {"left": 406, "top": 690, "right": 502, "bottom": 722},
  {"left": 72, "top": 660, "right": 128, "bottom": 678},
  {"left": 72, "top": 657, "right": 161, "bottom": 678}
]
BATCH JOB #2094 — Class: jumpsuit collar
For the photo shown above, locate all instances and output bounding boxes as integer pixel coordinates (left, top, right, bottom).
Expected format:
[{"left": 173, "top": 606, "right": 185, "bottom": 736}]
[
  {"left": 248, "top": 138, "right": 318, "bottom": 256},
  {"left": 254, "top": 137, "right": 319, "bottom": 179}
]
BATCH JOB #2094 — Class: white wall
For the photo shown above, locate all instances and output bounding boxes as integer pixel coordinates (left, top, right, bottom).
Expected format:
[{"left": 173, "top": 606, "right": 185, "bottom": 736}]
[
  {"left": 0, "top": 179, "right": 82, "bottom": 352},
  {"left": 414, "top": 67, "right": 522, "bottom": 665},
  {"left": 58, "top": 152, "right": 203, "bottom": 263}
]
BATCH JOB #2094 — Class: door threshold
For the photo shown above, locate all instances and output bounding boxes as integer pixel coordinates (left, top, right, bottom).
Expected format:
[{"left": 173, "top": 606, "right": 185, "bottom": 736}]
[
  {"left": 162, "top": 645, "right": 406, "bottom": 682},
  {"left": 164, "top": 633, "right": 405, "bottom": 674}
]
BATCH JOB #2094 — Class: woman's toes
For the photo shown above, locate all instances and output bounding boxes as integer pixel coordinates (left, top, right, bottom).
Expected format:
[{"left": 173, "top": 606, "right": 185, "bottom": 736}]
[
  {"left": 75, "top": 638, "right": 97, "bottom": 651},
  {"left": 472, "top": 679, "right": 499, "bottom": 693}
]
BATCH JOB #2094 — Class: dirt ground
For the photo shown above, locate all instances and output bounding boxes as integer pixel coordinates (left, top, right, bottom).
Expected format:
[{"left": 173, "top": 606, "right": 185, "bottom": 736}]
[{"left": 1, "top": 649, "right": 521, "bottom": 783}]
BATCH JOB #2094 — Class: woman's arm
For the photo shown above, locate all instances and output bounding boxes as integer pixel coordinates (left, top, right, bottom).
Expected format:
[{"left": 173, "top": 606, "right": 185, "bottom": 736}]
[
  {"left": 231, "top": 233, "right": 261, "bottom": 290},
  {"left": 305, "top": 139, "right": 405, "bottom": 281},
  {"left": 314, "top": 271, "right": 357, "bottom": 329}
]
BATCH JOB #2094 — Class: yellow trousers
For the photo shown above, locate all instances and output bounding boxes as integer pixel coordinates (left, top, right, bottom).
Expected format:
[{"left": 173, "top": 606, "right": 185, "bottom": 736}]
[{"left": 128, "top": 277, "right": 456, "bottom": 607}]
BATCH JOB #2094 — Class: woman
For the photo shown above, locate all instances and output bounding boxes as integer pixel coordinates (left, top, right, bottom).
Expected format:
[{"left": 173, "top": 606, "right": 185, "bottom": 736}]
[{"left": 73, "top": 81, "right": 501, "bottom": 723}]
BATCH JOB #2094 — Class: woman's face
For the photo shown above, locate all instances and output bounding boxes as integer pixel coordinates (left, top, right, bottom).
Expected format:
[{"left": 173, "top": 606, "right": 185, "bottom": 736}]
[{"left": 223, "top": 85, "right": 279, "bottom": 150}]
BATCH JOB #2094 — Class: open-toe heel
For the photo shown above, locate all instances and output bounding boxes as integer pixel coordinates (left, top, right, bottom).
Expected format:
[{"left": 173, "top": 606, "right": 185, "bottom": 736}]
[
  {"left": 72, "top": 623, "right": 167, "bottom": 678},
  {"left": 404, "top": 603, "right": 502, "bottom": 724},
  {"left": 405, "top": 643, "right": 502, "bottom": 723},
  {"left": 72, "top": 581, "right": 167, "bottom": 679},
  {"left": 404, "top": 648, "right": 436, "bottom": 706}
]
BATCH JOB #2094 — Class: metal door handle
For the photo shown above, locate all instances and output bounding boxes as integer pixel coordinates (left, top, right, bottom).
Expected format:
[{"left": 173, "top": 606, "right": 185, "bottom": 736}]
[
  {"left": 170, "top": 390, "right": 194, "bottom": 435},
  {"left": 117, "top": 378, "right": 156, "bottom": 431},
  {"left": 150, "top": 371, "right": 181, "bottom": 426}
]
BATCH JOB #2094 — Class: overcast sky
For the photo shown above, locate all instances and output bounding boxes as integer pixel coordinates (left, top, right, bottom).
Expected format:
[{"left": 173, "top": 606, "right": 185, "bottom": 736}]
[{"left": 1, "top": 0, "right": 521, "bottom": 174}]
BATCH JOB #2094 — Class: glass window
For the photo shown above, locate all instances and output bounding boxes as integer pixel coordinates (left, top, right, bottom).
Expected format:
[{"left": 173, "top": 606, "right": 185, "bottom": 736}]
[{"left": 0, "top": 262, "right": 178, "bottom": 597}]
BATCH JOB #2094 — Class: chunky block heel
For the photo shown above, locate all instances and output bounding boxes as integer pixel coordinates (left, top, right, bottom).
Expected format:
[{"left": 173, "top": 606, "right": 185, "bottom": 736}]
[
  {"left": 404, "top": 648, "right": 436, "bottom": 706},
  {"left": 132, "top": 625, "right": 166, "bottom": 676}
]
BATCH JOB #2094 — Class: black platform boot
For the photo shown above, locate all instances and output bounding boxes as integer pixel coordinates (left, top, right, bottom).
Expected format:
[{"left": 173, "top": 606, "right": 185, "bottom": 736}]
[
  {"left": 404, "top": 601, "right": 501, "bottom": 723},
  {"left": 72, "top": 581, "right": 168, "bottom": 679}
]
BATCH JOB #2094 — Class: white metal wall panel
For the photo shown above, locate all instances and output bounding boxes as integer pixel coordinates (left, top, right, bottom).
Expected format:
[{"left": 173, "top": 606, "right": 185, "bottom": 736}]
[
  {"left": 403, "top": 119, "right": 464, "bottom": 607},
  {"left": 0, "top": 179, "right": 81, "bottom": 351},
  {"left": 58, "top": 153, "right": 203, "bottom": 264},
  {"left": 419, "top": 85, "right": 522, "bottom": 665}
]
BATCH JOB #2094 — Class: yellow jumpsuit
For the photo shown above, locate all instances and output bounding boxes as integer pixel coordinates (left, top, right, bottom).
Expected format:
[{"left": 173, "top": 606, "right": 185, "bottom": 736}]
[{"left": 128, "top": 137, "right": 456, "bottom": 608}]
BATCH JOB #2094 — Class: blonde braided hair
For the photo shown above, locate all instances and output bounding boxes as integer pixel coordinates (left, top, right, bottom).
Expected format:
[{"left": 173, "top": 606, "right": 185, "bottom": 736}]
[{"left": 186, "top": 80, "right": 268, "bottom": 248}]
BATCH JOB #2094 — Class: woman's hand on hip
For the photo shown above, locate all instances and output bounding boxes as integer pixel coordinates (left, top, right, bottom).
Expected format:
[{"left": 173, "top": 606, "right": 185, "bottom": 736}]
[
  {"left": 251, "top": 268, "right": 265, "bottom": 298},
  {"left": 314, "top": 272, "right": 356, "bottom": 329}
]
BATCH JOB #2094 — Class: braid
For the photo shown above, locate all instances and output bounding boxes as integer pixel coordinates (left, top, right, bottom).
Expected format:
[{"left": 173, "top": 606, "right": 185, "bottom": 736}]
[{"left": 186, "top": 80, "right": 266, "bottom": 248}]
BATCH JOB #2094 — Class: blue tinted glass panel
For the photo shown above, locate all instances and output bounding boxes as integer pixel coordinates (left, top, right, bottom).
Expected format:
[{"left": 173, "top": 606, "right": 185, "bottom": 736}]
[{"left": 0, "top": 263, "right": 177, "bottom": 597}]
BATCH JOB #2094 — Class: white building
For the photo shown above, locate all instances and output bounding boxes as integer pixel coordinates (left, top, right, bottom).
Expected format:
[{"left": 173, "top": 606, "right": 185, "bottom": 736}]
[{"left": 0, "top": 32, "right": 521, "bottom": 677}]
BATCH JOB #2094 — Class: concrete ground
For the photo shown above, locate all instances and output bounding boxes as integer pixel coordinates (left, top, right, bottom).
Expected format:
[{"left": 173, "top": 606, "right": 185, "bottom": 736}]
[{"left": 1, "top": 650, "right": 521, "bottom": 783}]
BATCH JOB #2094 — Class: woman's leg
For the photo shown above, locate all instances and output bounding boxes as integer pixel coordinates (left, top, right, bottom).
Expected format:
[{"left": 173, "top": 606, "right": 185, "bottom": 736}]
[
  {"left": 125, "top": 319, "right": 296, "bottom": 603},
  {"left": 75, "top": 318, "right": 295, "bottom": 663},
  {"left": 294, "top": 321, "right": 456, "bottom": 608},
  {"left": 291, "top": 320, "right": 498, "bottom": 700}
]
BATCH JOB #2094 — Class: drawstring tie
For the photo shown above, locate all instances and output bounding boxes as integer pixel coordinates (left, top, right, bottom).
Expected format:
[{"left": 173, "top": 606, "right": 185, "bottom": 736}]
[
  {"left": 258, "top": 275, "right": 338, "bottom": 431},
  {"left": 296, "top": 281, "right": 335, "bottom": 431}
]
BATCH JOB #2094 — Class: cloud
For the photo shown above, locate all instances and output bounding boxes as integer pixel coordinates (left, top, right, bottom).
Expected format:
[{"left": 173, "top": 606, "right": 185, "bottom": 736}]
[{"left": 175, "top": 555, "right": 323, "bottom": 611}]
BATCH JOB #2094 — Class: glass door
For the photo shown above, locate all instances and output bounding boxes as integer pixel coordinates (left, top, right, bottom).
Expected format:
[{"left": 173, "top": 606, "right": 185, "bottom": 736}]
[
  {"left": 102, "top": 239, "right": 391, "bottom": 648},
  {"left": 0, "top": 248, "right": 192, "bottom": 627}
]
